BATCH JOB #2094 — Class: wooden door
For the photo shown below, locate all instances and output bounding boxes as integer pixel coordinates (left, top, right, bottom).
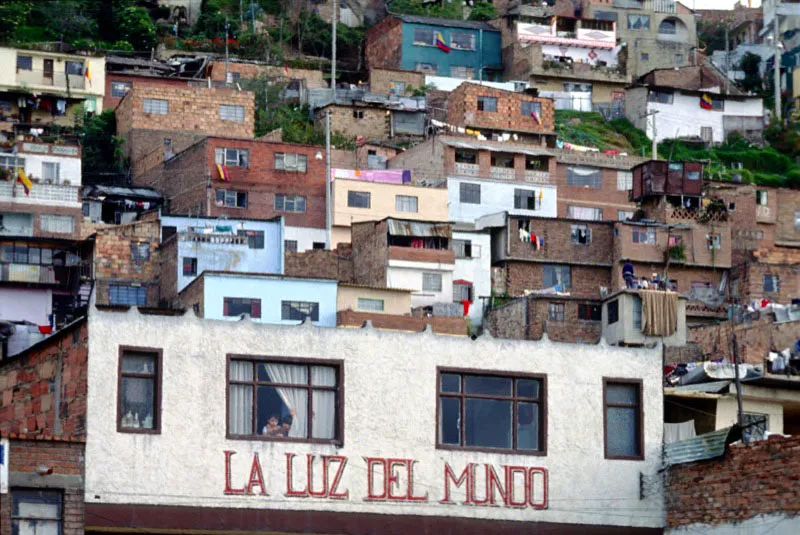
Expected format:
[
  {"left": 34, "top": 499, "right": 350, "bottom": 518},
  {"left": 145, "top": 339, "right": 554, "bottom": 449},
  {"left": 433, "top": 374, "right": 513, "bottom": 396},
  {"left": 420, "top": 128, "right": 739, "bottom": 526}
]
[{"left": 43, "top": 59, "right": 54, "bottom": 84}]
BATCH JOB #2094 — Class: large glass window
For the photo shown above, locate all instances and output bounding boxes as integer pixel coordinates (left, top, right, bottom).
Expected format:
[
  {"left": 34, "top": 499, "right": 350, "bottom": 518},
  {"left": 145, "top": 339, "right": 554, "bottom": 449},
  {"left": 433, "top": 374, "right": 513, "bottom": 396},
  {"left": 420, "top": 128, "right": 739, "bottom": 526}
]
[
  {"left": 450, "top": 31, "right": 475, "bottom": 50},
  {"left": 438, "top": 370, "right": 546, "bottom": 452},
  {"left": 109, "top": 285, "right": 146, "bottom": 306},
  {"left": 282, "top": 301, "right": 319, "bottom": 322},
  {"left": 40, "top": 215, "right": 74, "bottom": 234},
  {"left": 228, "top": 359, "right": 341, "bottom": 442},
  {"left": 627, "top": 14, "right": 650, "bottom": 30},
  {"left": 16, "top": 55, "right": 33, "bottom": 71},
  {"left": 215, "top": 148, "right": 249, "bottom": 167},
  {"left": 423, "top": 272, "right": 443, "bottom": 292},
  {"left": 275, "top": 153, "right": 308, "bottom": 172},
  {"left": 543, "top": 264, "right": 570, "bottom": 289},
  {"left": 215, "top": 189, "right": 247, "bottom": 208},
  {"left": 604, "top": 380, "right": 643, "bottom": 460},
  {"left": 763, "top": 275, "right": 779, "bottom": 293},
  {"left": 118, "top": 348, "right": 160, "bottom": 432},
  {"left": 521, "top": 101, "right": 542, "bottom": 117},
  {"left": 275, "top": 194, "right": 307, "bottom": 213},
  {"left": 459, "top": 182, "right": 481, "bottom": 204},
  {"left": 224, "top": 297, "right": 261, "bottom": 318},
  {"left": 567, "top": 167, "right": 602, "bottom": 188},
  {"left": 347, "top": 191, "right": 371, "bottom": 208},
  {"left": 111, "top": 81, "right": 132, "bottom": 97},
  {"left": 632, "top": 228, "right": 657, "bottom": 245},
  {"left": 514, "top": 189, "right": 537, "bottom": 210},
  {"left": 413, "top": 28, "right": 435, "bottom": 46},
  {"left": 12, "top": 490, "right": 62, "bottom": 535}
]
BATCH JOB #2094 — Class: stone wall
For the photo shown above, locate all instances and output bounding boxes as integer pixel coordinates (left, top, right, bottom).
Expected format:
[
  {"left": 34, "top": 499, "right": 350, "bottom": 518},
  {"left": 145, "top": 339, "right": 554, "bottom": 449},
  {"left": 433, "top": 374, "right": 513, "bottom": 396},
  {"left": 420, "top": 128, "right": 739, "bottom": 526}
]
[
  {"left": 486, "top": 296, "right": 603, "bottom": 344},
  {"left": 284, "top": 244, "right": 354, "bottom": 283},
  {"left": 368, "top": 68, "right": 426, "bottom": 95},
  {"left": 127, "top": 129, "right": 206, "bottom": 182},
  {"left": 315, "top": 105, "right": 390, "bottom": 141}
]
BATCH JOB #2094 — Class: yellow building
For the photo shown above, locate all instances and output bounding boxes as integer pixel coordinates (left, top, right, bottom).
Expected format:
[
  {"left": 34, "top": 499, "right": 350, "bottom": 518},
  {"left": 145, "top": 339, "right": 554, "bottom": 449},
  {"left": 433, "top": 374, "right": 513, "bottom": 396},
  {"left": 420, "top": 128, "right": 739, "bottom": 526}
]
[
  {"left": 336, "top": 283, "right": 413, "bottom": 315},
  {"left": 0, "top": 47, "right": 106, "bottom": 129},
  {"left": 331, "top": 173, "right": 449, "bottom": 247}
]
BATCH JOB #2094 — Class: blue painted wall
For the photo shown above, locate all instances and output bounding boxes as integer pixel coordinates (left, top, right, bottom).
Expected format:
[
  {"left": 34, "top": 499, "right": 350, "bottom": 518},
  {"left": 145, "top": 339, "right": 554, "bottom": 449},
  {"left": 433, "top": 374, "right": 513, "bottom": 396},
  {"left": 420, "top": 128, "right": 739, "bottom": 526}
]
[
  {"left": 399, "top": 22, "right": 502, "bottom": 80},
  {"left": 203, "top": 274, "right": 338, "bottom": 327}
]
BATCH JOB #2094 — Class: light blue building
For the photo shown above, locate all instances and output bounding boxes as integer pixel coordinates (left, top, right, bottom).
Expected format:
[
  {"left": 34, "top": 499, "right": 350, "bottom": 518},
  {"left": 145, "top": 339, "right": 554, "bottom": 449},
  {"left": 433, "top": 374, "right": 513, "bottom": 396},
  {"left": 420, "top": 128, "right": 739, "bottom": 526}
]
[
  {"left": 160, "top": 214, "right": 284, "bottom": 293},
  {"left": 180, "top": 272, "right": 338, "bottom": 328}
]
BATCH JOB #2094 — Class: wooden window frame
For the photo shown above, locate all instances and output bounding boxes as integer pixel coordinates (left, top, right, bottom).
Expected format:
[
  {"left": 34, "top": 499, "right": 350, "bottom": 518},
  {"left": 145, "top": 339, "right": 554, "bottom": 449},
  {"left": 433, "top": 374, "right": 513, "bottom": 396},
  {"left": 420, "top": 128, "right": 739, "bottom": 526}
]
[
  {"left": 436, "top": 367, "right": 547, "bottom": 456},
  {"left": 226, "top": 355, "right": 344, "bottom": 445},
  {"left": 117, "top": 346, "right": 163, "bottom": 435},
  {"left": 602, "top": 378, "right": 644, "bottom": 461}
]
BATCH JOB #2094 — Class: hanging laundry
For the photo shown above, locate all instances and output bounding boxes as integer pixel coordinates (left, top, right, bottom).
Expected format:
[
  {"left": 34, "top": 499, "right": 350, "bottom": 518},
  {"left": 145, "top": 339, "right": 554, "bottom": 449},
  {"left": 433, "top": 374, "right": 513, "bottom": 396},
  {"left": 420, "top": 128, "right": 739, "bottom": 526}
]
[
  {"left": 519, "top": 227, "right": 530, "bottom": 243},
  {"left": 56, "top": 99, "right": 67, "bottom": 115},
  {"left": 411, "top": 238, "right": 424, "bottom": 248},
  {"left": 18, "top": 96, "right": 27, "bottom": 108},
  {"left": 530, "top": 232, "right": 537, "bottom": 250}
]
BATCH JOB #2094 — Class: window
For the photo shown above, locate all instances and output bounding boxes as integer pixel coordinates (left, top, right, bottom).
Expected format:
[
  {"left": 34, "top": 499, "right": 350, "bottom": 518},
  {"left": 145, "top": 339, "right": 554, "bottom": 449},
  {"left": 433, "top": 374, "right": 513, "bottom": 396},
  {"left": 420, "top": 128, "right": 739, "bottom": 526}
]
[
  {"left": 521, "top": 101, "right": 542, "bottom": 118},
  {"left": 571, "top": 224, "right": 591, "bottom": 245},
  {"left": 455, "top": 149, "right": 477, "bottom": 164},
  {"left": 284, "top": 239, "right": 298, "bottom": 253},
  {"left": 224, "top": 297, "right": 262, "bottom": 318},
  {"left": 763, "top": 275, "right": 779, "bottom": 293},
  {"left": 65, "top": 61, "right": 83, "bottom": 76},
  {"left": 118, "top": 348, "right": 161, "bottom": 432},
  {"left": 451, "top": 31, "right": 475, "bottom": 50},
  {"left": 238, "top": 229, "right": 265, "bottom": 249},
  {"left": 357, "top": 298, "right": 384, "bottom": 312},
  {"left": 413, "top": 28, "right": 435, "bottom": 46},
  {"left": 395, "top": 195, "right": 418, "bottom": 213},
  {"left": 313, "top": 242, "right": 325, "bottom": 250},
  {"left": 668, "top": 235, "right": 683, "bottom": 247},
  {"left": 453, "top": 239, "right": 473, "bottom": 259},
  {"left": 453, "top": 282, "right": 472, "bottom": 302},
  {"left": 632, "top": 296, "right": 642, "bottom": 329},
  {"left": 548, "top": 302, "right": 565, "bottom": 321},
  {"left": 130, "top": 242, "right": 150, "bottom": 262},
  {"left": 227, "top": 358, "right": 341, "bottom": 441},
  {"left": 632, "top": 228, "right": 656, "bottom": 245},
  {"left": 275, "top": 153, "right": 308, "bottom": 172},
  {"left": 526, "top": 155, "right": 548, "bottom": 170},
  {"left": 219, "top": 104, "right": 245, "bottom": 122},
  {"left": 567, "top": 205, "right": 603, "bottom": 221},
  {"left": 215, "top": 148, "right": 249, "bottom": 167},
  {"left": 641, "top": 53, "right": 649, "bottom": 62},
  {"left": 459, "top": 182, "right": 481, "bottom": 204},
  {"left": 647, "top": 90, "right": 673, "bottom": 104},
  {"left": 603, "top": 379, "right": 643, "bottom": 460},
  {"left": 0, "top": 155, "right": 24, "bottom": 171},
  {"left": 347, "top": 191, "right": 371, "bottom": 208},
  {"left": 143, "top": 98, "right": 168, "bottom": 114},
  {"left": 109, "top": 285, "right": 147, "bottom": 306},
  {"left": 595, "top": 11, "right": 618, "bottom": 21},
  {"left": 42, "top": 162, "right": 60, "bottom": 181},
  {"left": 492, "top": 153, "right": 514, "bottom": 168},
  {"left": 183, "top": 257, "right": 197, "bottom": 276},
  {"left": 795, "top": 211, "right": 800, "bottom": 228},
  {"left": 628, "top": 14, "right": 650, "bottom": 30},
  {"left": 756, "top": 190, "right": 768, "bottom": 205},
  {"left": 658, "top": 19, "right": 677, "bottom": 34},
  {"left": 226, "top": 71, "right": 241, "bottom": 84},
  {"left": 578, "top": 303, "right": 601, "bottom": 322},
  {"left": 477, "top": 96, "right": 498, "bottom": 112},
  {"left": 567, "top": 167, "right": 602, "bottom": 188},
  {"left": 607, "top": 300, "right": 619, "bottom": 324},
  {"left": 711, "top": 96, "right": 724, "bottom": 111},
  {"left": 353, "top": 109, "right": 364, "bottom": 119},
  {"left": 415, "top": 62, "right": 437, "bottom": 74},
  {"left": 16, "top": 55, "right": 32, "bottom": 71},
  {"left": 275, "top": 194, "right": 307, "bottom": 213},
  {"left": 687, "top": 171, "right": 700, "bottom": 180},
  {"left": 12, "top": 490, "right": 62, "bottom": 535},
  {"left": 616, "top": 171, "right": 633, "bottom": 191},
  {"left": 668, "top": 162, "right": 683, "bottom": 173},
  {"left": 438, "top": 370, "right": 546, "bottom": 453},
  {"left": 281, "top": 301, "right": 319, "bottom": 322},
  {"left": 743, "top": 413, "right": 769, "bottom": 442},
  {"left": 40, "top": 215, "right": 74, "bottom": 234},
  {"left": 215, "top": 189, "right": 247, "bottom": 208},
  {"left": 543, "top": 264, "right": 570, "bottom": 289},
  {"left": 675, "top": 54, "right": 684, "bottom": 63},
  {"left": 707, "top": 233, "right": 721, "bottom": 250},
  {"left": 389, "top": 81, "right": 406, "bottom": 94},
  {"left": 514, "top": 189, "right": 537, "bottom": 210},
  {"left": 422, "top": 272, "right": 443, "bottom": 292},
  {"left": 618, "top": 210, "right": 634, "bottom": 222},
  {"left": 450, "top": 66, "right": 475, "bottom": 79},
  {"left": 111, "top": 81, "right": 132, "bottom": 97}
]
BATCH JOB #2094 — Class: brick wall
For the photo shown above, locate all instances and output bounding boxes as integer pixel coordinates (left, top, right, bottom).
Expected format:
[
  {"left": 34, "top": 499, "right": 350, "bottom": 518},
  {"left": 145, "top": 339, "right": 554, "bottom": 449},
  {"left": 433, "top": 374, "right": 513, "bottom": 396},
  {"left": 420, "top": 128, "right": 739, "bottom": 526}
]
[
  {"left": 365, "top": 16, "right": 404, "bottom": 71},
  {"left": 159, "top": 236, "right": 179, "bottom": 303},
  {"left": 356, "top": 143, "right": 399, "bottom": 169},
  {"left": 0, "top": 202, "right": 82, "bottom": 240},
  {"left": 733, "top": 254, "right": 800, "bottom": 304},
  {"left": 172, "top": 273, "right": 204, "bottom": 314},
  {"left": 0, "top": 439, "right": 85, "bottom": 535},
  {"left": 337, "top": 310, "right": 467, "bottom": 335},
  {"left": 315, "top": 105, "right": 389, "bottom": 141},
  {"left": 616, "top": 222, "right": 732, "bottom": 270},
  {"left": 446, "top": 83, "right": 555, "bottom": 134},
  {"left": 387, "top": 138, "right": 447, "bottom": 184},
  {"left": 128, "top": 129, "right": 206, "bottom": 182},
  {"left": 486, "top": 296, "right": 603, "bottom": 343},
  {"left": 554, "top": 161, "right": 638, "bottom": 220},
  {"left": 207, "top": 61, "right": 327, "bottom": 89},
  {"left": 152, "top": 137, "right": 209, "bottom": 213},
  {"left": 104, "top": 73, "right": 190, "bottom": 111},
  {"left": 368, "top": 68, "right": 426, "bottom": 95},
  {"left": 94, "top": 218, "right": 162, "bottom": 307},
  {"left": 615, "top": 262, "right": 724, "bottom": 294},
  {"left": 502, "top": 261, "right": 611, "bottom": 299},
  {"left": 0, "top": 321, "right": 87, "bottom": 438},
  {"left": 775, "top": 188, "right": 800, "bottom": 246},
  {"left": 284, "top": 244, "right": 354, "bottom": 282},
  {"left": 507, "top": 216, "right": 614, "bottom": 266},
  {"left": 351, "top": 220, "right": 389, "bottom": 287},
  {"left": 666, "top": 435, "right": 800, "bottom": 530}
]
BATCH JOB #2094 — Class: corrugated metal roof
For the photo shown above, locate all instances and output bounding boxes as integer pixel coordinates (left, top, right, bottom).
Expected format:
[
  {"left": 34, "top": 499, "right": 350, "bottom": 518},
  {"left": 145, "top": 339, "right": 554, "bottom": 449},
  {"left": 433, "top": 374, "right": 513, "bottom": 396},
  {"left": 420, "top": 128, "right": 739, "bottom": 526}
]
[
  {"left": 386, "top": 219, "right": 451, "bottom": 237},
  {"left": 83, "top": 185, "right": 163, "bottom": 199},
  {"left": 667, "top": 381, "right": 732, "bottom": 394},
  {"left": 663, "top": 426, "right": 741, "bottom": 467}
]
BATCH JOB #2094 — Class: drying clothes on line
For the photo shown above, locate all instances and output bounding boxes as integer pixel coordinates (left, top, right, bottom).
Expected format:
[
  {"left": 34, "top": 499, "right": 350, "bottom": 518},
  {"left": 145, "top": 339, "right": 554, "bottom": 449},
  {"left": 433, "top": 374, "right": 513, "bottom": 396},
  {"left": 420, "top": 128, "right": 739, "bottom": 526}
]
[
  {"left": 56, "top": 99, "right": 67, "bottom": 115},
  {"left": 664, "top": 420, "right": 696, "bottom": 444},
  {"left": 411, "top": 238, "right": 424, "bottom": 248},
  {"left": 519, "top": 228, "right": 530, "bottom": 243}
]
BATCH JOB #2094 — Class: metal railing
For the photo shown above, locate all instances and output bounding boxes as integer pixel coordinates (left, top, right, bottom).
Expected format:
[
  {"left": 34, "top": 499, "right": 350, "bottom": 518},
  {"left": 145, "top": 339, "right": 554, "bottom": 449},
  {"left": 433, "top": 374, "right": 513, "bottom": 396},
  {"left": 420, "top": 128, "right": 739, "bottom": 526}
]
[
  {"left": 454, "top": 162, "right": 480, "bottom": 177},
  {"left": 0, "top": 181, "right": 80, "bottom": 205}
]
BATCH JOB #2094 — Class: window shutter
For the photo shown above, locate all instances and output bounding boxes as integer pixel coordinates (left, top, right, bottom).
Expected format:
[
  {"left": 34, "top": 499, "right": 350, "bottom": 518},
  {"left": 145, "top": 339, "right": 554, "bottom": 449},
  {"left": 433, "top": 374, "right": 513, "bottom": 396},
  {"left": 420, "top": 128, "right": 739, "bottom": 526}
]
[
  {"left": 223, "top": 299, "right": 229, "bottom": 316},
  {"left": 251, "top": 299, "right": 261, "bottom": 319}
]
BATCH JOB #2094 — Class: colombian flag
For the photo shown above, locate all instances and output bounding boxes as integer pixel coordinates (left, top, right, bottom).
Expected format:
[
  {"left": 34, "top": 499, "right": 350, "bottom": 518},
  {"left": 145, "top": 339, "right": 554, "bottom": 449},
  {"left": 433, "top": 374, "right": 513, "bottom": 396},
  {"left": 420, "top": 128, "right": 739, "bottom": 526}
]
[
  {"left": 531, "top": 110, "right": 543, "bottom": 125},
  {"left": 17, "top": 168, "right": 32, "bottom": 196},
  {"left": 84, "top": 62, "right": 92, "bottom": 87},
  {"left": 216, "top": 164, "right": 230, "bottom": 181},
  {"left": 436, "top": 32, "right": 450, "bottom": 53},
  {"left": 700, "top": 93, "right": 713, "bottom": 110}
]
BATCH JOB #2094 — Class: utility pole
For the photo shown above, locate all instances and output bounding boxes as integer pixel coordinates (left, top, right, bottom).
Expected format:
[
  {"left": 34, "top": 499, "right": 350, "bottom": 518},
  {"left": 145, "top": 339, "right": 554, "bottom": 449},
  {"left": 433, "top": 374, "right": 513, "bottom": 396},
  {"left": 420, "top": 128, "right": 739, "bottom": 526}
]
[
  {"left": 224, "top": 18, "right": 230, "bottom": 87},
  {"left": 731, "top": 331, "right": 746, "bottom": 441},
  {"left": 239, "top": 0, "right": 243, "bottom": 30},
  {"left": 724, "top": 26, "right": 730, "bottom": 95},
  {"left": 331, "top": 0, "right": 337, "bottom": 99},
  {"left": 774, "top": 14, "right": 782, "bottom": 122},
  {"left": 326, "top": 2, "right": 337, "bottom": 248},
  {"left": 642, "top": 110, "right": 659, "bottom": 159}
]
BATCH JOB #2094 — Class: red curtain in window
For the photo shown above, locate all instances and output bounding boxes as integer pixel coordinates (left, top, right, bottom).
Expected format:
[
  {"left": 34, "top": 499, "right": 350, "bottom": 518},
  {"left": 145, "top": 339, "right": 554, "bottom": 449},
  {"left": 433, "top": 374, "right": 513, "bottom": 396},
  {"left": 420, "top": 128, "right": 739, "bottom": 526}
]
[
  {"left": 250, "top": 299, "right": 261, "bottom": 319},
  {"left": 223, "top": 299, "right": 229, "bottom": 316}
]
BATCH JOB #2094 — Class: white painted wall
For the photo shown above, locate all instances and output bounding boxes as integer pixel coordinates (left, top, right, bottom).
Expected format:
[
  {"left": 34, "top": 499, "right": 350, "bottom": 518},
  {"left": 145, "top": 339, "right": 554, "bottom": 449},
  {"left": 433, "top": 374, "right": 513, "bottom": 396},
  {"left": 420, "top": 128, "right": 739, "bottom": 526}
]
[
  {"left": 715, "top": 398, "right": 785, "bottom": 435},
  {"left": 540, "top": 44, "right": 617, "bottom": 67},
  {"left": 452, "top": 230, "right": 491, "bottom": 325},
  {"left": 668, "top": 514, "right": 800, "bottom": 535},
  {"left": 447, "top": 177, "right": 557, "bottom": 223},
  {"left": 85, "top": 307, "right": 664, "bottom": 528},
  {"left": 283, "top": 226, "right": 327, "bottom": 252},
  {"left": 21, "top": 153, "right": 82, "bottom": 186},
  {"left": 643, "top": 92, "right": 764, "bottom": 144},
  {"left": 0, "top": 287, "right": 51, "bottom": 325},
  {"left": 386, "top": 259, "right": 455, "bottom": 308}
]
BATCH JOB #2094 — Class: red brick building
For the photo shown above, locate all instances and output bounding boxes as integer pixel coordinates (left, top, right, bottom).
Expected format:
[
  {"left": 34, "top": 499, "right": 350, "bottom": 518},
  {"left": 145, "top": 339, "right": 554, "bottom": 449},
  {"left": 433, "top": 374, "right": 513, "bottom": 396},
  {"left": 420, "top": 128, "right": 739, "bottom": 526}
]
[{"left": 104, "top": 73, "right": 192, "bottom": 111}]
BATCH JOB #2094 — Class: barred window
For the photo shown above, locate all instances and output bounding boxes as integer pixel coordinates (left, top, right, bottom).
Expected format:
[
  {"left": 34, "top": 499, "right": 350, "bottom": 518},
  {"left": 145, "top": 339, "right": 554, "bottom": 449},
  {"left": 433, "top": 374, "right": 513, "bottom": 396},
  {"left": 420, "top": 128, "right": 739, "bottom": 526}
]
[
  {"left": 143, "top": 98, "right": 168, "bottom": 114},
  {"left": 110, "top": 285, "right": 147, "bottom": 306},
  {"left": 219, "top": 104, "right": 245, "bottom": 122}
]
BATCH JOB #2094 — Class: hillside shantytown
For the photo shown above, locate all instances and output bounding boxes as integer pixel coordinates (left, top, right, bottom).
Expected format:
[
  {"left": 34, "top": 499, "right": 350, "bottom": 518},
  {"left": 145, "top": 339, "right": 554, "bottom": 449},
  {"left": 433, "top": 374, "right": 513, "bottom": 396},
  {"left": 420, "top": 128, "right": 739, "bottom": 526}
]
[{"left": 0, "top": 1, "right": 799, "bottom": 534}]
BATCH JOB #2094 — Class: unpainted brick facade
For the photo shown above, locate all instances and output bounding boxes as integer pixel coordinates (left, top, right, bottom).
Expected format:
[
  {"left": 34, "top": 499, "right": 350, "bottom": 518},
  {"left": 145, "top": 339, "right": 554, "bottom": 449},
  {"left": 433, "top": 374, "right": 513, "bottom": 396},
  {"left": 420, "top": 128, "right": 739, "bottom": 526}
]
[
  {"left": 446, "top": 83, "right": 555, "bottom": 136},
  {"left": 731, "top": 252, "right": 800, "bottom": 305},
  {"left": 364, "top": 16, "right": 404, "bottom": 71},
  {"left": 368, "top": 68, "right": 426, "bottom": 95},
  {"left": 284, "top": 245, "right": 354, "bottom": 283},
  {"left": 501, "top": 261, "right": 611, "bottom": 299},
  {"left": 486, "top": 296, "right": 603, "bottom": 344},
  {"left": 314, "top": 104, "right": 393, "bottom": 142},
  {"left": 104, "top": 73, "right": 190, "bottom": 111},
  {"left": 554, "top": 157, "right": 640, "bottom": 220},
  {"left": 207, "top": 61, "right": 327, "bottom": 89},
  {"left": 505, "top": 216, "right": 614, "bottom": 266}
]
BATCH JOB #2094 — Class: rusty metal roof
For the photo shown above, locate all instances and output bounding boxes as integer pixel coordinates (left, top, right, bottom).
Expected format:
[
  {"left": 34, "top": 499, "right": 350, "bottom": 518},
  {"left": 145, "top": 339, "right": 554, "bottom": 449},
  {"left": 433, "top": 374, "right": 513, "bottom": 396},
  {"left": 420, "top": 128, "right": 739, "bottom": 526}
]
[{"left": 386, "top": 218, "right": 451, "bottom": 237}]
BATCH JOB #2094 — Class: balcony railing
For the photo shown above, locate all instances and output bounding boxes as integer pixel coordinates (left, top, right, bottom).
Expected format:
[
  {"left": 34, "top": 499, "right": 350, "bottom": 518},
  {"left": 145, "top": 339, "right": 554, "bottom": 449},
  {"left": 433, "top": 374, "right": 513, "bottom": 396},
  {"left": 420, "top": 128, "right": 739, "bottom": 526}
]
[
  {"left": 389, "top": 246, "right": 455, "bottom": 264},
  {"left": 15, "top": 69, "right": 86, "bottom": 91},
  {"left": 0, "top": 263, "right": 76, "bottom": 285},
  {"left": 0, "top": 181, "right": 80, "bottom": 206},
  {"left": 524, "top": 170, "right": 551, "bottom": 184},
  {"left": 179, "top": 232, "right": 249, "bottom": 245},
  {"left": 490, "top": 167, "right": 516, "bottom": 181},
  {"left": 454, "top": 162, "right": 480, "bottom": 177}
]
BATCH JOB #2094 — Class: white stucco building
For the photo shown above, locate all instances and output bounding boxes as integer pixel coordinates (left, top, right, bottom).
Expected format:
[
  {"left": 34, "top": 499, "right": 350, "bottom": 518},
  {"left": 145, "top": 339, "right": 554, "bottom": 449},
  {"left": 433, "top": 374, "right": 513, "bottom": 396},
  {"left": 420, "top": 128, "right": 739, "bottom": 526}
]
[
  {"left": 83, "top": 306, "right": 664, "bottom": 534},
  {"left": 452, "top": 228, "right": 491, "bottom": 325},
  {"left": 447, "top": 176, "right": 558, "bottom": 224}
]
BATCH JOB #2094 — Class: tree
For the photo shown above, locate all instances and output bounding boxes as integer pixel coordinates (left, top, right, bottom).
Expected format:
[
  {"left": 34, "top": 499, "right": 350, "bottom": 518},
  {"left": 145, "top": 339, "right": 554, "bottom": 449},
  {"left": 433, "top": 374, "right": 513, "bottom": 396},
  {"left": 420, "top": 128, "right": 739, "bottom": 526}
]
[
  {"left": 75, "top": 110, "right": 126, "bottom": 183},
  {"left": 738, "top": 52, "right": 762, "bottom": 93},
  {"left": 0, "top": 1, "right": 32, "bottom": 43},
  {"left": 116, "top": 6, "right": 157, "bottom": 50},
  {"left": 467, "top": 2, "right": 497, "bottom": 21}
]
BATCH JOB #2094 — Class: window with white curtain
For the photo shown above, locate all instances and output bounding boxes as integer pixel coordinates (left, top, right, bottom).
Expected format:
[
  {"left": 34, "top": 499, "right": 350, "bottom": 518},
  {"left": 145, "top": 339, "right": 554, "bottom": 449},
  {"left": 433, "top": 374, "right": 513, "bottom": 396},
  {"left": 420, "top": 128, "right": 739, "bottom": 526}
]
[
  {"left": 228, "top": 359, "right": 341, "bottom": 442},
  {"left": 566, "top": 205, "right": 603, "bottom": 221},
  {"left": 567, "top": 167, "right": 602, "bottom": 188},
  {"left": 395, "top": 195, "right": 418, "bottom": 213},
  {"left": 40, "top": 215, "right": 74, "bottom": 233},
  {"left": 219, "top": 104, "right": 245, "bottom": 122},
  {"left": 12, "top": 490, "right": 62, "bottom": 535},
  {"left": 42, "top": 162, "right": 60, "bottom": 181},
  {"left": 617, "top": 171, "right": 633, "bottom": 191}
]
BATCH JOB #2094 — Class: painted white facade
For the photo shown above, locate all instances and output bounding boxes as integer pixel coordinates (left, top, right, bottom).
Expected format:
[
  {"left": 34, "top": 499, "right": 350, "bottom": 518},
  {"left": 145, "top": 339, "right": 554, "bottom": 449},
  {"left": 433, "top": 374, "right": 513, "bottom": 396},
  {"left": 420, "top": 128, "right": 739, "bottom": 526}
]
[
  {"left": 0, "top": 287, "right": 52, "bottom": 325},
  {"left": 283, "top": 225, "right": 327, "bottom": 252},
  {"left": 447, "top": 176, "right": 558, "bottom": 223},
  {"left": 19, "top": 146, "right": 82, "bottom": 186},
  {"left": 539, "top": 44, "right": 617, "bottom": 67},
  {"left": 85, "top": 307, "right": 664, "bottom": 529},
  {"left": 386, "top": 259, "right": 455, "bottom": 309},
  {"left": 452, "top": 230, "right": 491, "bottom": 325}
]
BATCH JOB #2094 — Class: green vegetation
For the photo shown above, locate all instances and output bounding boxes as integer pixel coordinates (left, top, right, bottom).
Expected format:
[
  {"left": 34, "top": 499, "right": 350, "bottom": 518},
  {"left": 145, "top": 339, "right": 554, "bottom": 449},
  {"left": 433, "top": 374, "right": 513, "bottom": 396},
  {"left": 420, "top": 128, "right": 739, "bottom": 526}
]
[
  {"left": 555, "top": 111, "right": 648, "bottom": 153},
  {"left": 389, "top": 0, "right": 497, "bottom": 21},
  {"left": 74, "top": 109, "right": 127, "bottom": 181}
]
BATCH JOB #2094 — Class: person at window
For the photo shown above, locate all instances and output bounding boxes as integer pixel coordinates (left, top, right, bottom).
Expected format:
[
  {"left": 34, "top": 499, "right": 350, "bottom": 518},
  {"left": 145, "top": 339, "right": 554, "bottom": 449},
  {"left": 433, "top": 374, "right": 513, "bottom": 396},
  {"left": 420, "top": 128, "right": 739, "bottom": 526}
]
[
  {"left": 278, "top": 410, "right": 296, "bottom": 436},
  {"left": 262, "top": 415, "right": 281, "bottom": 436},
  {"left": 623, "top": 262, "right": 635, "bottom": 288}
]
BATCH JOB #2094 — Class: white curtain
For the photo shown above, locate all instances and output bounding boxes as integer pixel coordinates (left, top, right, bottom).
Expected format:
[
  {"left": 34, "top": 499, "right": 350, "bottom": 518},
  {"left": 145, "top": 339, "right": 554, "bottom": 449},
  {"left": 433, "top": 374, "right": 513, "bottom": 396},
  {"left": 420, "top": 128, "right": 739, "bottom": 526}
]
[
  {"left": 264, "top": 363, "right": 308, "bottom": 438},
  {"left": 311, "top": 366, "right": 336, "bottom": 439},
  {"left": 568, "top": 206, "right": 601, "bottom": 221},
  {"left": 229, "top": 361, "right": 253, "bottom": 435}
]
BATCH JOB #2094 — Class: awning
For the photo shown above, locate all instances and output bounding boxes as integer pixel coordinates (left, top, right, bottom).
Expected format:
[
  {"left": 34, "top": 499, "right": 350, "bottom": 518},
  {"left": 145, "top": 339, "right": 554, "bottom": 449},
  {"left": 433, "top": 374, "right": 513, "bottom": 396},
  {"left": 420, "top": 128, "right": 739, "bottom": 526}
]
[
  {"left": 453, "top": 279, "right": 473, "bottom": 286},
  {"left": 386, "top": 219, "right": 451, "bottom": 237}
]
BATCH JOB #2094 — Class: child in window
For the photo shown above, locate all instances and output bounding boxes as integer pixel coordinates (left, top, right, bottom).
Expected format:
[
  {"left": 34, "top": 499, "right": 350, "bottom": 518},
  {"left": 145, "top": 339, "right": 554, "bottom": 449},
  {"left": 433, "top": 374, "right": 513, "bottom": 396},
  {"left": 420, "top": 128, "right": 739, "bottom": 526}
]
[{"left": 262, "top": 415, "right": 280, "bottom": 436}]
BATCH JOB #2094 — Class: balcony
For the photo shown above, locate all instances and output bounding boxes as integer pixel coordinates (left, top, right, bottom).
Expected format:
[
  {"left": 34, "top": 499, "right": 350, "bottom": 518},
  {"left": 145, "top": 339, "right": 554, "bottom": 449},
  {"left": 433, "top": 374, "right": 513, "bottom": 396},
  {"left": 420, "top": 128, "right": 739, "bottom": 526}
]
[
  {"left": 517, "top": 21, "right": 616, "bottom": 49},
  {"left": 490, "top": 167, "right": 516, "bottom": 181},
  {"left": 0, "top": 181, "right": 80, "bottom": 207},
  {"left": 15, "top": 69, "right": 86, "bottom": 92},
  {"left": 0, "top": 263, "right": 77, "bottom": 286},
  {"left": 524, "top": 170, "right": 552, "bottom": 184},
  {"left": 454, "top": 162, "right": 480, "bottom": 177},
  {"left": 389, "top": 246, "right": 455, "bottom": 264},
  {"left": 179, "top": 232, "right": 249, "bottom": 245}
]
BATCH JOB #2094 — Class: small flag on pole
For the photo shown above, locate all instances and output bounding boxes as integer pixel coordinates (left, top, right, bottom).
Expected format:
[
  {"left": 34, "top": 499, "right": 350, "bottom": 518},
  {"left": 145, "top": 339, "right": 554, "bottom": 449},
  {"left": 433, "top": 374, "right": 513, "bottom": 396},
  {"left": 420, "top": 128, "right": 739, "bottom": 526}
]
[
  {"left": 17, "top": 168, "right": 32, "bottom": 196},
  {"left": 216, "top": 164, "right": 230, "bottom": 182},
  {"left": 436, "top": 32, "right": 450, "bottom": 53}
]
